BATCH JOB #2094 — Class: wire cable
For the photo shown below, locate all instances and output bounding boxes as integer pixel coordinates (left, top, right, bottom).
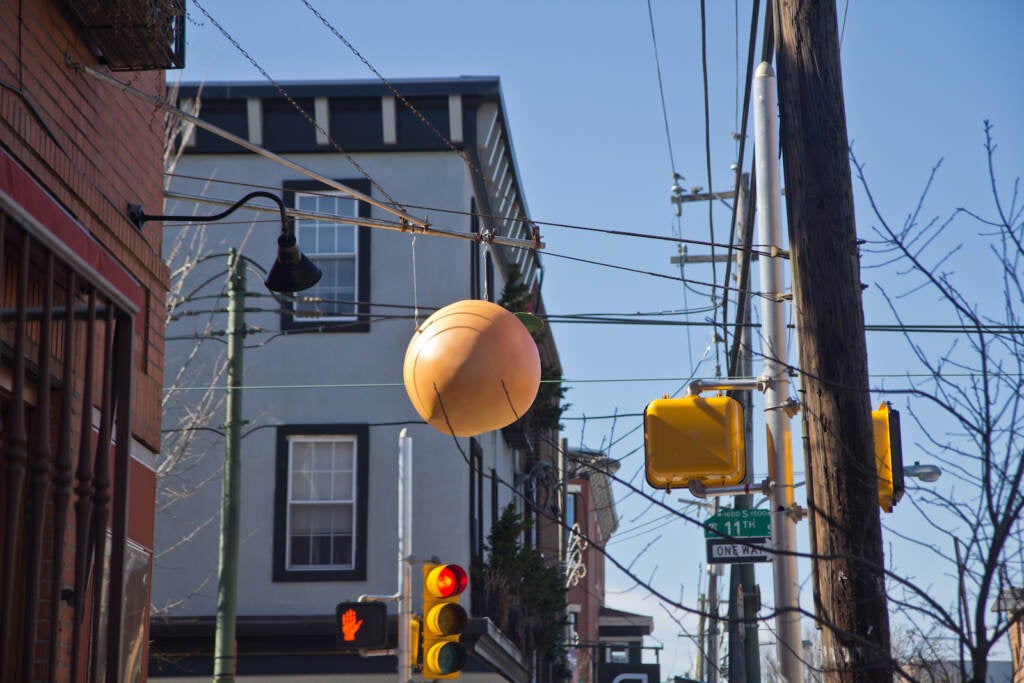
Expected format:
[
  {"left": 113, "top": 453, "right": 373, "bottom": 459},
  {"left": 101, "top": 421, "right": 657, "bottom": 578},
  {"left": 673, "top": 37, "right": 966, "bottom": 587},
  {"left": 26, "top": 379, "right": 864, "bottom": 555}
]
[
  {"left": 699, "top": 0, "right": 721, "bottom": 376},
  {"left": 189, "top": 0, "right": 404, "bottom": 209},
  {"left": 164, "top": 170, "right": 783, "bottom": 257},
  {"left": 722, "top": 0, "right": 761, "bottom": 381},
  {"left": 298, "top": 0, "right": 500, "bottom": 199},
  {"left": 646, "top": 0, "right": 680, "bottom": 179}
]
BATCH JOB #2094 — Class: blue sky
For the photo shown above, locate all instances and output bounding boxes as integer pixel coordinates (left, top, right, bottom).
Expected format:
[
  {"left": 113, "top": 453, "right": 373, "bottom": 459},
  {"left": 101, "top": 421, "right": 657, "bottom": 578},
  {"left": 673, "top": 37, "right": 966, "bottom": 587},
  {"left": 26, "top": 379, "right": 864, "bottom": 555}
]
[{"left": 175, "top": 1, "right": 1024, "bottom": 677}]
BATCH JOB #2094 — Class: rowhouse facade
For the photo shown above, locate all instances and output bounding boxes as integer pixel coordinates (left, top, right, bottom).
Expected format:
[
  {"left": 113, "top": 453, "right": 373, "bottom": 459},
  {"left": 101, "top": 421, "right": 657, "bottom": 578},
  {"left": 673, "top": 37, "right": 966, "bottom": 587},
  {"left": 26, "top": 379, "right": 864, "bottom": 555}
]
[{"left": 150, "top": 77, "right": 565, "bottom": 682}]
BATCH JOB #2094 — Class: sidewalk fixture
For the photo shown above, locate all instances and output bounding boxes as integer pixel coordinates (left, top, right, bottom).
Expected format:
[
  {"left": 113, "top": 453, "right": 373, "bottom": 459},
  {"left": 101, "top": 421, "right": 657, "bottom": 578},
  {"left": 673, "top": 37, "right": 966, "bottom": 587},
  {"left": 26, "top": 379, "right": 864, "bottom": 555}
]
[{"left": 128, "top": 190, "right": 322, "bottom": 293}]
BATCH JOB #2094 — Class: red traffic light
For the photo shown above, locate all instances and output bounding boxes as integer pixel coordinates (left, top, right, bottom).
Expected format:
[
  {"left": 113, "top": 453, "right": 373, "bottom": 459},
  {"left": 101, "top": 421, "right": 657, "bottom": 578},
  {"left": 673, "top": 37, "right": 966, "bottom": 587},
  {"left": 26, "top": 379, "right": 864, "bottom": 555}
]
[{"left": 424, "top": 564, "right": 467, "bottom": 599}]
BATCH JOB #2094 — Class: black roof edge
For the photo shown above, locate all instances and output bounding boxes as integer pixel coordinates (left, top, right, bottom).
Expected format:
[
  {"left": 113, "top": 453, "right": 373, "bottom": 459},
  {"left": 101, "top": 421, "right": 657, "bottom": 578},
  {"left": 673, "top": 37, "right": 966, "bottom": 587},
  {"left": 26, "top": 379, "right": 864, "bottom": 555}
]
[{"left": 171, "top": 76, "right": 502, "bottom": 101}]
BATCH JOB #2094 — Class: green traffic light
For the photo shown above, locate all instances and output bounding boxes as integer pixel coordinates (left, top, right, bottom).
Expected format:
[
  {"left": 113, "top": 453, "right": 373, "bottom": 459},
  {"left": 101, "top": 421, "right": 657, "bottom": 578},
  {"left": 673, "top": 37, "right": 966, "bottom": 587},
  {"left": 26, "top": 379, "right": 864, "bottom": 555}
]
[{"left": 432, "top": 642, "right": 467, "bottom": 675}]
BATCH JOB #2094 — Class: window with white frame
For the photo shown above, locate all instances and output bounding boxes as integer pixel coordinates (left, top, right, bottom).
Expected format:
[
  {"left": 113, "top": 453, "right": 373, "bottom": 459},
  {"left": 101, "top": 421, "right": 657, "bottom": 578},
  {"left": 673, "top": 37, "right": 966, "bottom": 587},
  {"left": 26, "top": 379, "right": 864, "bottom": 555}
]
[
  {"left": 287, "top": 435, "right": 355, "bottom": 569},
  {"left": 283, "top": 179, "right": 371, "bottom": 332},
  {"left": 274, "top": 424, "right": 368, "bottom": 581},
  {"left": 293, "top": 192, "right": 358, "bottom": 320}
]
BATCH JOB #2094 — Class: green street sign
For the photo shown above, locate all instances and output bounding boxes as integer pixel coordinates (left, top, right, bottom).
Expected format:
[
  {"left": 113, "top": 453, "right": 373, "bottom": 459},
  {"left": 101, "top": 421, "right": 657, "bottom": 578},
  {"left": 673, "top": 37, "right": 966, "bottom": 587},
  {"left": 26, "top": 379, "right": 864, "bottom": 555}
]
[{"left": 704, "top": 508, "right": 771, "bottom": 539}]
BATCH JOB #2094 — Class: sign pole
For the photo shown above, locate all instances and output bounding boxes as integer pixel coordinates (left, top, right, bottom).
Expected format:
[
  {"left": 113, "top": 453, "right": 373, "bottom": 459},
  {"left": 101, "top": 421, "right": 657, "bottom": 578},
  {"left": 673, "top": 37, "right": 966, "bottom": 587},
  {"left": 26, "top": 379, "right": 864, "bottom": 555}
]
[
  {"left": 754, "top": 62, "right": 803, "bottom": 682},
  {"left": 705, "top": 509, "right": 773, "bottom": 565},
  {"left": 399, "top": 430, "right": 413, "bottom": 683}
]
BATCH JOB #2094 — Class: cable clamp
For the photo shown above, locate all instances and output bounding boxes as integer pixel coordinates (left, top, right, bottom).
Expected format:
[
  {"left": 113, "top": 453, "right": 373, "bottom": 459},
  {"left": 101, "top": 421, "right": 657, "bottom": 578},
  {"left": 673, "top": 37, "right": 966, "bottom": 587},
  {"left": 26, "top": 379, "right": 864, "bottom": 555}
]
[{"left": 785, "top": 503, "right": 807, "bottom": 523}]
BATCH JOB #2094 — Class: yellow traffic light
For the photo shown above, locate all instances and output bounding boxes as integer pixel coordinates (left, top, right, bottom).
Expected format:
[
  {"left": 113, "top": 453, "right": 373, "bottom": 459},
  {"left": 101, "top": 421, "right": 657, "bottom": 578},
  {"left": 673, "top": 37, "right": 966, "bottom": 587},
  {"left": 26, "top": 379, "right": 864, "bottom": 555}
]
[
  {"left": 420, "top": 563, "right": 468, "bottom": 679},
  {"left": 872, "top": 401, "right": 905, "bottom": 512},
  {"left": 644, "top": 395, "right": 745, "bottom": 491}
]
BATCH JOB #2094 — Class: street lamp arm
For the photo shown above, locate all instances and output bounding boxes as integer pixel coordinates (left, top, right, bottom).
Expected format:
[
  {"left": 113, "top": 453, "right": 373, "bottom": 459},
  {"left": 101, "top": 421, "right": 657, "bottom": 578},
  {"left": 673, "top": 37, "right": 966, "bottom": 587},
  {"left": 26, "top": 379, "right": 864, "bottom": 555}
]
[
  {"left": 131, "top": 190, "right": 321, "bottom": 294},
  {"left": 128, "top": 190, "right": 287, "bottom": 229}
]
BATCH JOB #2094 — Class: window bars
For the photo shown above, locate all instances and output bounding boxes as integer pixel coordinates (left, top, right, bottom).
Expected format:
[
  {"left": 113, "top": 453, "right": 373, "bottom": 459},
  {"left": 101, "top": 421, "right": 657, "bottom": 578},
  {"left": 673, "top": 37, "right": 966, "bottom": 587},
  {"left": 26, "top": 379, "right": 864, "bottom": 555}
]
[{"left": 0, "top": 209, "right": 136, "bottom": 683}]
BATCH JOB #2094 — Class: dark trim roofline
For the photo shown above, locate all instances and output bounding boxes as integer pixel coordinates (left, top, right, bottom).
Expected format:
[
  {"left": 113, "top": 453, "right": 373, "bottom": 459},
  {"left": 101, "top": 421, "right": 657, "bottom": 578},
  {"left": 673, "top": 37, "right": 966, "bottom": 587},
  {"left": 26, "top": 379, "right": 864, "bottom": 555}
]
[{"left": 175, "top": 76, "right": 502, "bottom": 100}]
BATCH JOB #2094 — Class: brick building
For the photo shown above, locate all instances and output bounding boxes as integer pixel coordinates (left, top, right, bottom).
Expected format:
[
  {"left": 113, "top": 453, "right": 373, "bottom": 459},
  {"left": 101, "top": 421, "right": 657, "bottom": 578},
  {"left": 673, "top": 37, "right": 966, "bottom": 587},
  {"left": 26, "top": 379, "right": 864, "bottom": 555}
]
[
  {"left": 0, "top": 0, "right": 177, "bottom": 680},
  {"left": 566, "top": 448, "right": 658, "bottom": 683}
]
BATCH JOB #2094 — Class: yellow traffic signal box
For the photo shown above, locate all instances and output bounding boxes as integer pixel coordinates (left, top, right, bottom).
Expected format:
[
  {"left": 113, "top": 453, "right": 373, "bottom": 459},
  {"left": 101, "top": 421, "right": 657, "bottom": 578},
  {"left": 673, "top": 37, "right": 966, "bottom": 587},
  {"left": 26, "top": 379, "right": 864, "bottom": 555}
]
[
  {"left": 420, "top": 563, "right": 468, "bottom": 679},
  {"left": 644, "top": 395, "right": 745, "bottom": 491},
  {"left": 872, "top": 401, "right": 905, "bottom": 512}
]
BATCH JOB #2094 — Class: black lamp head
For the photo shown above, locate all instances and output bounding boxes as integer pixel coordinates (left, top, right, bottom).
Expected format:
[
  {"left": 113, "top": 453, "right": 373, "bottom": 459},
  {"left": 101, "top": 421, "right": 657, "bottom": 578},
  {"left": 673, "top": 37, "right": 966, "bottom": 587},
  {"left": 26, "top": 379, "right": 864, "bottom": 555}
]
[{"left": 264, "top": 227, "right": 322, "bottom": 293}]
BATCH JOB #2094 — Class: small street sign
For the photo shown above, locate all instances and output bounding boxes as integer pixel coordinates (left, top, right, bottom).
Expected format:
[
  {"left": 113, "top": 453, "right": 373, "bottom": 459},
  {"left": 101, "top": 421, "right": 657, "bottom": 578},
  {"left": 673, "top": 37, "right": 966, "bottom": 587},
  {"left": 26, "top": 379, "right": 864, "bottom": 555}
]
[
  {"left": 704, "top": 508, "right": 771, "bottom": 539},
  {"left": 706, "top": 537, "right": 772, "bottom": 564},
  {"left": 336, "top": 601, "right": 388, "bottom": 650}
]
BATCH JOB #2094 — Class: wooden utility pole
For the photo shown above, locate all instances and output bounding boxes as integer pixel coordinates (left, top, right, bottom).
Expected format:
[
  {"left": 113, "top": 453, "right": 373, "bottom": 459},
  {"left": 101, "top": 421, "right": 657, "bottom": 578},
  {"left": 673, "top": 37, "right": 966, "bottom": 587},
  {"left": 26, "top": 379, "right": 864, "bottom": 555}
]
[{"left": 773, "top": 1, "right": 892, "bottom": 681}]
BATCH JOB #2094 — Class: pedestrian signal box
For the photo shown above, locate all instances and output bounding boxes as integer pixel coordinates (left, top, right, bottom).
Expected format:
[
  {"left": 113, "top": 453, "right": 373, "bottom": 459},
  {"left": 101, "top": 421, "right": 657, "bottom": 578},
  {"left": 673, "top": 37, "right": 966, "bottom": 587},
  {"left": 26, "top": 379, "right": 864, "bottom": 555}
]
[
  {"left": 335, "top": 600, "right": 388, "bottom": 650},
  {"left": 644, "top": 395, "right": 745, "bottom": 491},
  {"left": 872, "top": 401, "right": 905, "bottom": 512}
]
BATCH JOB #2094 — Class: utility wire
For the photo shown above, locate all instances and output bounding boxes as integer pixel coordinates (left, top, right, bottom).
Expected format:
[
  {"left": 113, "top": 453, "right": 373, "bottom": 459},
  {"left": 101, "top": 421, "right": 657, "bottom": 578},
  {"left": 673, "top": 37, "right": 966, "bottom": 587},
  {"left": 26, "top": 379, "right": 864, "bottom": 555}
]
[
  {"left": 164, "top": 171, "right": 781, "bottom": 257},
  {"left": 723, "top": 0, "right": 761, "bottom": 380},
  {"left": 299, "top": 0, "right": 499, "bottom": 199},
  {"left": 646, "top": 0, "right": 680, "bottom": 179},
  {"left": 542, "top": 250, "right": 768, "bottom": 301},
  {"left": 189, "top": 0, "right": 404, "bottom": 209},
  {"left": 160, "top": 369, "right": 1024, "bottom": 395},
  {"left": 169, "top": 291, "right": 1024, "bottom": 336},
  {"left": 698, "top": 0, "right": 721, "bottom": 377}
]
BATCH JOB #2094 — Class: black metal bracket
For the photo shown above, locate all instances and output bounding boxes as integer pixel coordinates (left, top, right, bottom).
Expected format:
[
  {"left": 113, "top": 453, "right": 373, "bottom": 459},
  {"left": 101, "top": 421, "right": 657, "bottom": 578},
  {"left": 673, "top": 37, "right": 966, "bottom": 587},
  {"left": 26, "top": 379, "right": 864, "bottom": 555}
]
[{"left": 127, "top": 190, "right": 288, "bottom": 231}]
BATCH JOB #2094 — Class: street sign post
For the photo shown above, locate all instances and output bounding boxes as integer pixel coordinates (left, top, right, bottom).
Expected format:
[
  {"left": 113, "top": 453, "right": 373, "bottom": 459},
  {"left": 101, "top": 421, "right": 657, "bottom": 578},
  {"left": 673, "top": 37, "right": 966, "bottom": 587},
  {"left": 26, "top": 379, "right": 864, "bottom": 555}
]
[
  {"left": 706, "top": 537, "right": 771, "bottom": 564},
  {"left": 704, "top": 508, "right": 773, "bottom": 565},
  {"left": 704, "top": 508, "right": 771, "bottom": 539}
]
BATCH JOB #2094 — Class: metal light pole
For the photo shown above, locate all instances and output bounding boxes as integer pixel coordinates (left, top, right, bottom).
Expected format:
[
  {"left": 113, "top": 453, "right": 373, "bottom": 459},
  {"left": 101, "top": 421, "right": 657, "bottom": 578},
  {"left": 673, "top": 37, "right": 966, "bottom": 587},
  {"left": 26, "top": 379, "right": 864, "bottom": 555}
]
[
  {"left": 213, "top": 249, "right": 245, "bottom": 683},
  {"left": 754, "top": 62, "right": 802, "bottom": 682},
  {"left": 399, "top": 430, "right": 413, "bottom": 683}
]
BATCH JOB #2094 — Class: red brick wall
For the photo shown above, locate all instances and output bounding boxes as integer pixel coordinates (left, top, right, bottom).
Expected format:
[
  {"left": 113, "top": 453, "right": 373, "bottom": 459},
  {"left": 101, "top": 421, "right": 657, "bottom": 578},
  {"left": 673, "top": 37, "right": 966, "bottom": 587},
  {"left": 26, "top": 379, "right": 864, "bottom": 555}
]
[
  {"left": 0, "top": 0, "right": 169, "bottom": 450},
  {"left": 568, "top": 480, "right": 603, "bottom": 683}
]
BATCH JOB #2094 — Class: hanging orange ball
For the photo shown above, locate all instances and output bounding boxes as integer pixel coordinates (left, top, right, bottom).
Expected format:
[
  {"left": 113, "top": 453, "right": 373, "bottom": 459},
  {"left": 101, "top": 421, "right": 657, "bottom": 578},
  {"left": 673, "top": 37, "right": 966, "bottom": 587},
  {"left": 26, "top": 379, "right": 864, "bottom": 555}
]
[{"left": 403, "top": 299, "right": 541, "bottom": 437}]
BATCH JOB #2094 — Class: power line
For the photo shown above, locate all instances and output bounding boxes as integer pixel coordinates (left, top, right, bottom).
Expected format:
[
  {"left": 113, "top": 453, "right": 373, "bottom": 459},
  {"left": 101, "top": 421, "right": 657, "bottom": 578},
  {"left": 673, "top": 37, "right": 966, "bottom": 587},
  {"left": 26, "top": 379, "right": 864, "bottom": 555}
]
[
  {"left": 163, "top": 368, "right": 1020, "bottom": 394},
  {"left": 167, "top": 292, "right": 1024, "bottom": 336},
  {"left": 189, "top": 0, "right": 404, "bottom": 209},
  {"left": 542, "top": 250, "right": 769, "bottom": 301},
  {"left": 298, "top": 0, "right": 498, "bottom": 199},
  {"left": 646, "top": 0, "right": 680, "bottom": 179},
  {"left": 698, "top": 0, "right": 721, "bottom": 378},
  {"left": 723, "top": 0, "right": 762, "bottom": 381},
  {"left": 163, "top": 171, "right": 781, "bottom": 257}
]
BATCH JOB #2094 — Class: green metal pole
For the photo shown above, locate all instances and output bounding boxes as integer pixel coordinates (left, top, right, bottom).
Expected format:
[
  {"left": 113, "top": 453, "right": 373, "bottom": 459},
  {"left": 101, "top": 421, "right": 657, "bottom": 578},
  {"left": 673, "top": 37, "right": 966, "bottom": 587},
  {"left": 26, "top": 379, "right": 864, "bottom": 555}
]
[
  {"left": 214, "top": 250, "right": 245, "bottom": 682},
  {"left": 727, "top": 174, "right": 762, "bottom": 683}
]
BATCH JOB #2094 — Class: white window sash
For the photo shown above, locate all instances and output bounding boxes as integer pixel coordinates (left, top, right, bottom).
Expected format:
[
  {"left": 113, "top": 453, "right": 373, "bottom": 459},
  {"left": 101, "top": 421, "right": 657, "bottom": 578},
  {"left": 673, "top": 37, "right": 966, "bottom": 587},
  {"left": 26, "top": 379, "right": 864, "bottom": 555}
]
[
  {"left": 293, "top": 192, "right": 360, "bottom": 322},
  {"left": 285, "top": 435, "right": 358, "bottom": 570}
]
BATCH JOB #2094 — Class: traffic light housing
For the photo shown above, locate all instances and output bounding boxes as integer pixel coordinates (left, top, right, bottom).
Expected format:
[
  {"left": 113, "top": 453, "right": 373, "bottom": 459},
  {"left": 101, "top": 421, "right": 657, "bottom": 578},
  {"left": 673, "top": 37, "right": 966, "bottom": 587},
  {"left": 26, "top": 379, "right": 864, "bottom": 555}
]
[
  {"left": 872, "top": 401, "right": 906, "bottom": 512},
  {"left": 420, "top": 563, "right": 468, "bottom": 679},
  {"left": 644, "top": 395, "right": 746, "bottom": 491}
]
